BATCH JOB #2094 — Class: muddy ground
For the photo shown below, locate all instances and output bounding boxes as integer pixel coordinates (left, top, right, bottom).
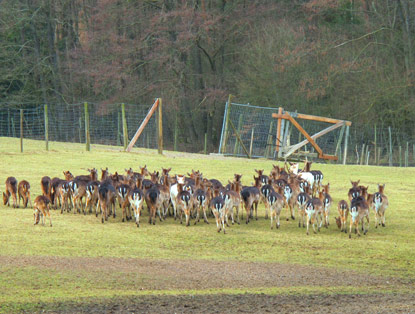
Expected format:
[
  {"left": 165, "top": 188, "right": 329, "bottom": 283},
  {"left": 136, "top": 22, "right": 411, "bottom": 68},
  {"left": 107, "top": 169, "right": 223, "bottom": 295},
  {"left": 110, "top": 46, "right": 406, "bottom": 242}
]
[{"left": 2, "top": 256, "right": 414, "bottom": 313}]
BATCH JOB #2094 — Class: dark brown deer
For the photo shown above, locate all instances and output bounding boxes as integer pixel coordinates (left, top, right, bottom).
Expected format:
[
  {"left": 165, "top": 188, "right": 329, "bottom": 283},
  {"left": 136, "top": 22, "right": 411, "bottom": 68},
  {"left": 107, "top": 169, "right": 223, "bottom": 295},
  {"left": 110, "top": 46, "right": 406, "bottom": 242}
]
[
  {"left": 349, "top": 196, "right": 369, "bottom": 238},
  {"left": 40, "top": 176, "right": 52, "bottom": 202},
  {"left": 176, "top": 181, "right": 192, "bottom": 226},
  {"left": 210, "top": 188, "right": 226, "bottom": 233},
  {"left": 319, "top": 183, "right": 332, "bottom": 228},
  {"left": 33, "top": 195, "right": 52, "bottom": 227},
  {"left": 241, "top": 176, "right": 261, "bottom": 224},
  {"left": 98, "top": 182, "right": 116, "bottom": 223},
  {"left": 18, "top": 180, "right": 32, "bottom": 208},
  {"left": 3, "top": 177, "right": 18, "bottom": 208},
  {"left": 145, "top": 186, "right": 161, "bottom": 225}
]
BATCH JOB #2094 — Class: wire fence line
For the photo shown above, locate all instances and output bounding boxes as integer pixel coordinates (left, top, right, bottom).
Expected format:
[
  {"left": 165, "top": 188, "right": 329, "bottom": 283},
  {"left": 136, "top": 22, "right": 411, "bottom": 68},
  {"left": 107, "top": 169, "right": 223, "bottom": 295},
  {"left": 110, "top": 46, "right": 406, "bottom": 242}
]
[
  {"left": 219, "top": 102, "right": 415, "bottom": 166},
  {"left": 0, "top": 103, "right": 158, "bottom": 149}
]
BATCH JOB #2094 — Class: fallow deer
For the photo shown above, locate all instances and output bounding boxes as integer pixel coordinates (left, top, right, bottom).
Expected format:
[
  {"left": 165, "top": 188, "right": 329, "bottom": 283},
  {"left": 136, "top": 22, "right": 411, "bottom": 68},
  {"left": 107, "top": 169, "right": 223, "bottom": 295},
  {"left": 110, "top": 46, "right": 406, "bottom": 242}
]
[
  {"left": 40, "top": 176, "right": 52, "bottom": 202},
  {"left": 145, "top": 186, "right": 161, "bottom": 225},
  {"left": 349, "top": 196, "right": 370, "bottom": 238},
  {"left": 260, "top": 179, "right": 275, "bottom": 220},
  {"left": 176, "top": 181, "right": 192, "bottom": 226},
  {"left": 268, "top": 187, "right": 285, "bottom": 229},
  {"left": 305, "top": 198, "right": 324, "bottom": 235},
  {"left": 296, "top": 186, "right": 311, "bottom": 228},
  {"left": 18, "top": 180, "right": 32, "bottom": 208},
  {"left": 98, "top": 182, "right": 116, "bottom": 223},
  {"left": 128, "top": 187, "right": 144, "bottom": 227},
  {"left": 241, "top": 176, "right": 261, "bottom": 224},
  {"left": 337, "top": 200, "right": 349, "bottom": 233},
  {"left": 373, "top": 184, "right": 389, "bottom": 228},
  {"left": 57, "top": 181, "right": 71, "bottom": 214},
  {"left": 319, "top": 183, "right": 332, "bottom": 228},
  {"left": 3, "top": 176, "right": 18, "bottom": 208},
  {"left": 117, "top": 184, "right": 131, "bottom": 222},
  {"left": 224, "top": 180, "right": 242, "bottom": 225},
  {"left": 33, "top": 195, "right": 52, "bottom": 227},
  {"left": 210, "top": 188, "right": 226, "bottom": 233},
  {"left": 170, "top": 175, "right": 186, "bottom": 220}
]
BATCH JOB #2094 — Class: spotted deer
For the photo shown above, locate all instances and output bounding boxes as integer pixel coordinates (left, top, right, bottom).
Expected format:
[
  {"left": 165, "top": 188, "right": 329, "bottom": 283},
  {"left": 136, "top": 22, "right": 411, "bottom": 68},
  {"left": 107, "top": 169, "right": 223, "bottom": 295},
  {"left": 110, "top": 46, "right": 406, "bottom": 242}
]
[
  {"left": 117, "top": 184, "right": 131, "bottom": 222},
  {"left": 296, "top": 185, "right": 311, "bottom": 228},
  {"left": 336, "top": 200, "right": 349, "bottom": 233},
  {"left": 3, "top": 176, "right": 18, "bottom": 208},
  {"left": 33, "top": 195, "right": 52, "bottom": 227},
  {"left": 349, "top": 196, "right": 370, "bottom": 238},
  {"left": 268, "top": 187, "right": 285, "bottom": 229},
  {"left": 224, "top": 180, "right": 242, "bottom": 225},
  {"left": 210, "top": 188, "right": 226, "bottom": 233},
  {"left": 128, "top": 187, "right": 144, "bottom": 227},
  {"left": 260, "top": 179, "right": 275, "bottom": 220},
  {"left": 241, "top": 176, "right": 261, "bottom": 224},
  {"left": 17, "top": 180, "right": 32, "bottom": 208},
  {"left": 85, "top": 181, "right": 99, "bottom": 215},
  {"left": 319, "top": 183, "right": 332, "bottom": 228},
  {"left": 176, "top": 180, "right": 192, "bottom": 226},
  {"left": 305, "top": 198, "right": 324, "bottom": 235},
  {"left": 373, "top": 184, "right": 389, "bottom": 228}
]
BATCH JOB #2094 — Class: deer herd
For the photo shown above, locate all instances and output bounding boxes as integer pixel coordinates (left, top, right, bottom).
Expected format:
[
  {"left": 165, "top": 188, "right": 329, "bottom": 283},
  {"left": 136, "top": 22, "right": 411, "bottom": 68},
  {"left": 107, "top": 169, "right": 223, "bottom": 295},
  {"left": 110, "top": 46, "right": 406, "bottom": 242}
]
[{"left": 2, "top": 161, "right": 389, "bottom": 238}]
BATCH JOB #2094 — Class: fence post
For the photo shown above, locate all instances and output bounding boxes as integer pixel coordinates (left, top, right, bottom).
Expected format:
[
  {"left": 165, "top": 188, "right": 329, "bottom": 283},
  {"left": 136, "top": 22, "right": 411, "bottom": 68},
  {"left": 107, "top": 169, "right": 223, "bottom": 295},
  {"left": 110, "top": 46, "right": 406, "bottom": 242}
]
[
  {"left": 84, "top": 102, "right": 90, "bottom": 151},
  {"left": 233, "top": 114, "right": 243, "bottom": 155},
  {"left": 265, "top": 121, "right": 274, "bottom": 158},
  {"left": 204, "top": 133, "right": 208, "bottom": 155},
  {"left": 374, "top": 125, "right": 377, "bottom": 164},
  {"left": 174, "top": 113, "right": 178, "bottom": 151},
  {"left": 221, "top": 94, "right": 232, "bottom": 154},
  {"left": 399, "top": 146, "right": 402, "bottom": 167},
  {"left": 44, "top": 105, "right": 48, "bottom": 151},
  {"left": 360, "top": 143, "right": 365, "bottom": 165},
  {"left": 121, "top": 103, "right": 128, "bottom": 151},
  {"left": 276, "top": 107, "right": 283, "bottom": 156},
  {"left": 158, "top": 98, "right": 163, "bottom": 154},
  {"left": 405, "top": 142, "right": 409, "bottom": 167},
  {"left": 249, "top": 128, "right": 255, "bottom": 157},
  {"left": 343, "top": 126, "right": 349, "bottom": 165},
  {"left": 20, "top": 109, "right": 23, "bottom": 153},
  {"left": 377, "top": 147, "right": 381, "bottom": 166},
  {"left": 388, "top": 127, "right": 392, "bottom": 166}
]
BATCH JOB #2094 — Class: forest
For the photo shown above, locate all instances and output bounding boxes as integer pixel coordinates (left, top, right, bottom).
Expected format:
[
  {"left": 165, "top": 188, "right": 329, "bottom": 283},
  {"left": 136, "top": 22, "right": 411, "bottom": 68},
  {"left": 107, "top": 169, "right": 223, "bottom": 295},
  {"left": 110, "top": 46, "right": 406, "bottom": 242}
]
[{"left": 0, "top": 0, "right": 414, "bottom": 152}]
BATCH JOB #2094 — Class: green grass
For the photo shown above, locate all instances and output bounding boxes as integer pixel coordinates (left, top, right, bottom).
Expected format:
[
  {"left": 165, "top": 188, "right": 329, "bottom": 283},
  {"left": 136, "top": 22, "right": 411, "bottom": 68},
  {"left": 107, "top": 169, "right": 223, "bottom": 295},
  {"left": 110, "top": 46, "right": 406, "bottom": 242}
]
[{"left": 1, "top": 137, "right": 414, "bottom": 311}]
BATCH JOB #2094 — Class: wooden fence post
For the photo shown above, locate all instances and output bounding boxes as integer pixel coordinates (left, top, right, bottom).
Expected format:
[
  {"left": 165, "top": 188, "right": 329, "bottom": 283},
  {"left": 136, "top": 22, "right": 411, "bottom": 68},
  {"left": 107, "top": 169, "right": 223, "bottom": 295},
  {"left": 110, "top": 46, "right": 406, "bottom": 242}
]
[
  {"left": 275, "top": 107, "right": 283, "bottom": 155},
  {"left": 265, "top": 121, "right": 274, "bottom": 158},
  {"left": 360, "top": 143, "right": 365, "bottom": 165},
  {"left": 121, "top": 103, "right": 128, "bottom": 150},
  {"left": 374, "top": 125, "right": 377, "bottom": 164},
  {"left": 20, "top": 109, "right": 23, "bottom": 153},
  {"left": 204, "top": 133, "right": 208, "bottom": 155},
  {"left": 158, "top": 98, "right": 163, "bottom": 154},
  {"left": 233, "top": 114, "right": 243, "bottom": 155},
  {"left": 405, "top": 142, "right": 409, "bottom": 167},
  {"left": 249, "top": 128, "right": 255, "bottom": 157},
  {"left": 221, "top": 94, "right": 232, "bottom": 154},
  {"left": 343, "top": 126, "right": 349, "bottom": 165},
  {"left": 84, "top": 102, "right": 90, "bottom": 151},
  {"left": 388, "top": 127, "right": 392, "bottom": 166},
  {"left": 174, "top": 113, "right": 178, "bottom": 151},
  {"left": 44, "top": 105, "right": 49, "bottom": 151},
  {"left": 399, "top": 146, "right": 402, "bottom": 167}
]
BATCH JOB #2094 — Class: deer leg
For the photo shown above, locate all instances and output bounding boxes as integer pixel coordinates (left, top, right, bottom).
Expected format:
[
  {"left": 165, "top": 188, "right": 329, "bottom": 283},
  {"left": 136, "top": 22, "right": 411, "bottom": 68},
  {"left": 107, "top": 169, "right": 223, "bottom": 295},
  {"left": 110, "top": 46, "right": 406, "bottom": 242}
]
[
  {"left": 203, "top": 206, "right": 209, "bottom": 224},
  {"left": 270, "top": 209, "right": 274, "bottom": 229},
  {"left": 364, "top": 216, "right": 369, "bottom": 235}
]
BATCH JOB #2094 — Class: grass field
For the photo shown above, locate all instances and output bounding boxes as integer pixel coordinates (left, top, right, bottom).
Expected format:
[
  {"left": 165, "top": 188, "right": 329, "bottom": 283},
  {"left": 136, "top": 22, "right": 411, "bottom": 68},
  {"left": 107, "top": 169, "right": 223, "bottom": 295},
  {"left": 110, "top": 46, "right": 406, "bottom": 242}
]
[{"left": 1, "top": 137, "right": 414, "bottom": 313}]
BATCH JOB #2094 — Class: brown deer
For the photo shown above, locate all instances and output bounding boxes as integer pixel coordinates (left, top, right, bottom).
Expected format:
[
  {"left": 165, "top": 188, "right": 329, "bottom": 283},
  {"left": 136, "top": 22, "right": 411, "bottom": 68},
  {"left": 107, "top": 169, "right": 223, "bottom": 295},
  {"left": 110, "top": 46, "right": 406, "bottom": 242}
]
[
  {"left": 319, "top": 183, "right": 332, "bottom": 228},
  {"left": 57, "top": 181, "right": 71, "bottom": 214},
  {"left": 18, "top": 180, "right": 32, "bottom": 208},
  {"left": 296, "top": 186, "right": 311, "bottom": 228},
  {"left": 117, "top": 184, "right": 132, "bottom": 222},
  {"left": 336, "top": 200, "right": 349, "bottom": 233},
  {"left": 98, "top": 182, "right": 116, "bottom": 223},
  {"left": 145, "top": 186, "right": 161, "bottom": 225},
  {"left": 241, "top": 176, "right": 261, "bottom": 224},
  {"left": 348, "top": 180, "right": 361, "bottom": 201},
  {"left": 156, "top": 174, "right": 171, "bottom": 219},
  {"left": 224, "top": 180, "right": 242, "bottom": 225},
  {"left": 3, "top": 176, "right": 18, "bottom": 208},
  {"left": 193, "top": 181, "right": 209, "bottom": 225},
  {"left": 305, "top": 198, "right": 324, "bottom": 235},
  {"left": 33, "top": 195, "right": 52, "bottom": 227},
  {"left": 176, "top": 181, "right": 192, "bottom": 226},
  {"left": 210, "top": 188, "right": 226, "bottom": 233},
  {"left": 349, "top": 196, "right": 370, "bottom": 238},
  {"left": 128, "top": 187, "right": 144, "bottom": 227},
  {"left": 40, "top": 176, "right": 52, "bottom": 201},
  {"left": 85, "top": 181, "right": 99, "bottom": 216},
  {"left": 268, "top": 187, "right": 285, "bottom": 229},
  {"left": 373, "top": 184, "right": 389, "bottom": 228}
]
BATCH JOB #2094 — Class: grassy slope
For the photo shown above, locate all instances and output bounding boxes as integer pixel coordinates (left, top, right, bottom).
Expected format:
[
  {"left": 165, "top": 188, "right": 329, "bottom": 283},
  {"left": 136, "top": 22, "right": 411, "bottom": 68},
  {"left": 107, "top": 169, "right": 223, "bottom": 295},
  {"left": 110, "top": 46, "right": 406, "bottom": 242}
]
[{"left": 0, "top": 137, "right": 414, "bottom": 310}]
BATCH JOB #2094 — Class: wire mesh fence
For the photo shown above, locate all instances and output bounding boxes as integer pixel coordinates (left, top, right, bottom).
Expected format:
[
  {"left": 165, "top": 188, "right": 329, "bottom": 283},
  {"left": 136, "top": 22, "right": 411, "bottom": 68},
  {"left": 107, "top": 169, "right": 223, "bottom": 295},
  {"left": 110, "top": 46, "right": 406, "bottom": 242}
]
[
  {"left": 0, "top": 103, "right": 158, "bottom": 149},
  {"left": 219, "top": 102, "right": 415, "bottom": 166}
]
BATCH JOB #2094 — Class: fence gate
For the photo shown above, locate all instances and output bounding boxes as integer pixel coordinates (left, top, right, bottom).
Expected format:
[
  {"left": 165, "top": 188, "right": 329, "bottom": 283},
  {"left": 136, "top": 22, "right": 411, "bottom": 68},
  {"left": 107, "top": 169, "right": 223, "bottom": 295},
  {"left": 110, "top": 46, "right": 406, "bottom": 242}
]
[{"left": 218, "top": 101, "right": 351, "bottom": 163}]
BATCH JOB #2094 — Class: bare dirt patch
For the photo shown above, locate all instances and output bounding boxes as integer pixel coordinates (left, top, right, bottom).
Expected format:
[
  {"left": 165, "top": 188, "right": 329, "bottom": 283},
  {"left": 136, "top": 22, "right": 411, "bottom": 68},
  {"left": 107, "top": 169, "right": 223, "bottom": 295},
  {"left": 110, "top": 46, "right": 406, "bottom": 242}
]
[
  {"left": 37, "top": 293, "right": 415, "bottom": 313},
  {"left": 1, "top": 255, "right": 411, "bottom": 291}
]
